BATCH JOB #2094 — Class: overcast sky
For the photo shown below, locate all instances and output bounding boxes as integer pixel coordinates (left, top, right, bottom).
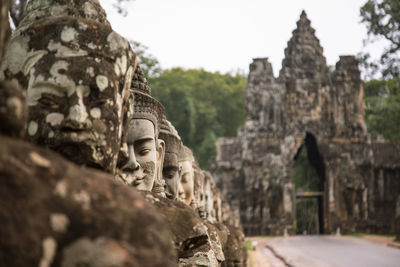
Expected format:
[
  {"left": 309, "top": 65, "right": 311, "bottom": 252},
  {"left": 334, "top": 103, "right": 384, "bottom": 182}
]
[{"left": 100, "top": 0, "right": 384, "bottom": 76}]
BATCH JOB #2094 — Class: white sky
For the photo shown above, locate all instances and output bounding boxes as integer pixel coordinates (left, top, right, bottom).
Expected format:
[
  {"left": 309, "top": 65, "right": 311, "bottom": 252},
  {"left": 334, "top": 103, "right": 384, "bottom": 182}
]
[{"left": 100, "top": 0, "right": 385, "bottom": 76}]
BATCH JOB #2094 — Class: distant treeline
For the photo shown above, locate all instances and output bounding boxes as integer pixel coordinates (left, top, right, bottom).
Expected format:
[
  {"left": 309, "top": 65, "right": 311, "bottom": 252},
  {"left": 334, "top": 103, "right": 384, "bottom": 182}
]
[
  {"left": 364, "top": 78, "right": 400, "bottom": 141},
  {"left": 149, "top": 68, "right": 247, "bottom": 169},
  {"left": 132, "top": 37, "right": 400, "bottom": 170}
]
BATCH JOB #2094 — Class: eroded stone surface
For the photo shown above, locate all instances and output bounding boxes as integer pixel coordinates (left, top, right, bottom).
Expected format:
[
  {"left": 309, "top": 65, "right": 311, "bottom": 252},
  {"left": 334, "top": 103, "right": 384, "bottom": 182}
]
[
  {"left": 147, "top": 192, "right": 220, "bottom": 266},
  {"left": 0, "top": 136, "right": 176, "bottom": 267},
  {"left": 0, "top": 80, "right": 27, "bottom": 137},
  {"left": 0, "top": 0, "right": 137, "bottom": 174}
]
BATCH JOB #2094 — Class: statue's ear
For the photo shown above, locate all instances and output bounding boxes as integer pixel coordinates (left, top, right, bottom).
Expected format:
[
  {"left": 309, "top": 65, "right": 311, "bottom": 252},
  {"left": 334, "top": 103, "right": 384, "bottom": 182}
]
[
  {"left": 156, "top": 139, "right": 165, "bottom": 176},
  {"left": 178, "top": 163, "right": 182, "bottom": 176}
]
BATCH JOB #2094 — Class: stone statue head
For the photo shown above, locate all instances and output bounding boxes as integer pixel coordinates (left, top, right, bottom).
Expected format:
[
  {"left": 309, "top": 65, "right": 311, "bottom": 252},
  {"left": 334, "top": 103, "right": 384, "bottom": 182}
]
[
  {"left": 159, "top": 116, "right": 182, "bottom": 200},
  {"left": 203, "top": 171, "right": 217, "bottom": 221},
  {"left": 0, "top": 80, "right": 27, "bottom": 138},
  {"left": 192, "top": 163, "right": 206, "bottom": 215},
  {"left": 119, "top": 89, "right": 165, "bottom": 195},
  {"left": 178, "top": 145, "right": 195, "bottom": 206},
  {"left": 0, "top": 0, "right": 136, "bottom": 174}
]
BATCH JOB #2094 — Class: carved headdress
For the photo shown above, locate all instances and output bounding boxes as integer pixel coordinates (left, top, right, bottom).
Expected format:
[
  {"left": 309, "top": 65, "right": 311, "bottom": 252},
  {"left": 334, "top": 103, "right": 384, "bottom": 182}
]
[
  {"left": 130, "top": 62, "right": 163, "bottom": 133},
  {"left": 131, "top": 65, "right": 151, "bottom": 95},
  {"left": 130, "top": 89, "right": 164, "bottom": 135},
  {"left": 159, "top": 116, "right": 181, "bottom": 156},
  {"left": 20, "top": 0, "right": 110, "bottom": 27},
  {"left": 179, "top": 145, "right": 194, "bottom": 162}
]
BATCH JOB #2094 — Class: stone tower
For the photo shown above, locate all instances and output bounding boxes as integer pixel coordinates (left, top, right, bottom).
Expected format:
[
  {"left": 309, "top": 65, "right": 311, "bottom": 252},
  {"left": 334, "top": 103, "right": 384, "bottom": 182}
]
[{"left": 211, "top": 11, "right": 400, "bottom": 236}]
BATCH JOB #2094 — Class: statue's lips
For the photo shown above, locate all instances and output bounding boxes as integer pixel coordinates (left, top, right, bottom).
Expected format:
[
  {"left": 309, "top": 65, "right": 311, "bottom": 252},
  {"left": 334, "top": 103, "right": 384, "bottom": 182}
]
[
  {"left": 133, "top": 177, "right": 145, "bottom": 186},
  {"left": 57, "top": 128, "right": 97, "bottom": 143}
]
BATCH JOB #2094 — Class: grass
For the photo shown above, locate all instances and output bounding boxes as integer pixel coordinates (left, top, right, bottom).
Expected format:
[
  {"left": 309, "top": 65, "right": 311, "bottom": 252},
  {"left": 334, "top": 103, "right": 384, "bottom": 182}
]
[
  {"left": 245, "top": 240, "right": 254, "bottom": 267},
  {"left": 344, "top": 232, "right": 396, "bottom": 239},
  {"left": 345, "top": 233, "right": 366, "bottom": 238},
  {"left": 245, "top": 240, "right": 253, "bottom": 251}
]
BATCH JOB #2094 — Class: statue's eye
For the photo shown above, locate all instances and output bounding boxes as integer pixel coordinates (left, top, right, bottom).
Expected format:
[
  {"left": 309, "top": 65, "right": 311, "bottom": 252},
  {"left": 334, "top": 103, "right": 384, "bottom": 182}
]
[
  {"left": 138, "top": 148, "right": 151, "bottom": 156},
  {"left": 163, "top": 170, "right": 176, "bottom": 179},
  {"left": 93, "top": 99, "right": 108, "bottom": 106},
  {"left": 38, "top": 94, "right": 60, "bottom": 109}
]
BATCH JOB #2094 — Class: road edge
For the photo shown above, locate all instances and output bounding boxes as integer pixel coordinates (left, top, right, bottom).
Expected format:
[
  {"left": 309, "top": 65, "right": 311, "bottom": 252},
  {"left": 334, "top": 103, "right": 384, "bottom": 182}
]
[{"left": 265, "top": 244, "right": 292, "bottom": 267}]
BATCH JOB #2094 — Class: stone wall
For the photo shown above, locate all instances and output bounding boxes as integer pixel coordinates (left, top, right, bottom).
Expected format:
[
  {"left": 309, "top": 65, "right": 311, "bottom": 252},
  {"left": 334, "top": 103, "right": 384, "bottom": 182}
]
[{"left": 211, "top": 11, "right": 400, "bottom": 236}]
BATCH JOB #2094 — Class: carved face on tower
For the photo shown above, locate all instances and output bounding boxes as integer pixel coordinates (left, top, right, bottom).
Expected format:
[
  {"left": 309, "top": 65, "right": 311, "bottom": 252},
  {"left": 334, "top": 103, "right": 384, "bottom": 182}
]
[
  {"left": 178, "top": 145, "right": 195, "bottom": 206},
  {"left": 119, "top": 90, "right": 165, "bottom": 194},
  {"left": 159, "top": 118, "right": 182, "bottom": 200},
  {"left": 0, "top": 0, "right": 136, "bottom": 173}
]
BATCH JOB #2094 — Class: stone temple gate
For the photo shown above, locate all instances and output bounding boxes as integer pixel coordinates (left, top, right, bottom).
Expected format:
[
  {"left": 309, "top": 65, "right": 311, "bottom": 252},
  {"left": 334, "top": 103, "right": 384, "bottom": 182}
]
[{"left": 210, "top": 11, "right": 400, "bottom": 236}]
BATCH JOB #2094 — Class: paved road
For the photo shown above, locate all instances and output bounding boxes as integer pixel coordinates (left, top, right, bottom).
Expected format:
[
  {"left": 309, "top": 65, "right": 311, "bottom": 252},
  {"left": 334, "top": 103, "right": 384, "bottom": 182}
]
[{"left": 266, "top": 235, "right": 400, "bottom": 267}]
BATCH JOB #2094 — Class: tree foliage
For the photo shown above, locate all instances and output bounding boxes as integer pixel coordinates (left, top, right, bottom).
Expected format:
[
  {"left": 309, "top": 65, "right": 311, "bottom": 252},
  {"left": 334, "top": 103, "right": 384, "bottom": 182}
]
[
  {"left": 129, "top": 41, "right": 162, "bottom": 78},
  {"left": 292, "top": 146, "right": 320, "bottom": 192},
  {"left": 112, "top": 0, "right": 134, "bottom": 16},
  {"left": 364, "top": 78, "right": 400, "bottom": 140},
  {"left": 360, "top": 0, "right": 400, "bottom": 78},
  {"left": 149, "top": 68, "right": 247, "bottom": 169},
  {"left": 292, "top": 146, "right": 320, "bottom": 234}
]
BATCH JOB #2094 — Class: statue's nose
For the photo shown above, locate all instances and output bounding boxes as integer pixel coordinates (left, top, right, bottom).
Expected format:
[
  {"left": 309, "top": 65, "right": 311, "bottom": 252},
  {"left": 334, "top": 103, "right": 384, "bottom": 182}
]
[
  {"left": 122, "top": 145, "right": 140, "bottom": 171},
  {"left": 178, "top": 183, "right": 184, "bottom": 196}
]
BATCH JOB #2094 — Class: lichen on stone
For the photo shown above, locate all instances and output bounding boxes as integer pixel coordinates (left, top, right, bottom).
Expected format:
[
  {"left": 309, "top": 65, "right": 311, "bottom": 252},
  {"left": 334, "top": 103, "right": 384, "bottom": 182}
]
[
  {"left": 28, "top": 121, "right": 38, "bottom": 136},
  {"left": 39, "top": 237, "right": 57, "bottom": 267},
  {"left": 50, "top": 213, "right": 70, "bottom": 233},
  {"left": 54, "top": 180, "right": 68, "bottom": 198},
  {"left": 60, "top": 26, "right": 78, "bottom": 43},
  {"left": 29, "top": 151, "right": 51, "bottom": 168},
  {"left": 95, "top": 75, "right": 108, "bottom": 92},
  {"left": 107, "top": 32, "right": 129, "bottom": 52},
  {"left": 46, "top": 113, "right": 64, "bottom": 126},
  {"left": 47, "top": 40, "right": 88, "bottom": 58},
  {"left": 0, "top": 35, "right": 47, "bottom": 79},
  {"left": 72, "top": 190, "right": 91, "bottom": 210},
  {"left": 90, "top": 108, "right": 101, "bottom": 119}
]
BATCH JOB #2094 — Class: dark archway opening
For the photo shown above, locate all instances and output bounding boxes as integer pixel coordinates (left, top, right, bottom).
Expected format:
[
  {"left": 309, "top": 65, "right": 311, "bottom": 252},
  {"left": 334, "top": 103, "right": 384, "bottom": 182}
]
[{"left": 292, "top": 132, "right": 326, "bottom": 234}]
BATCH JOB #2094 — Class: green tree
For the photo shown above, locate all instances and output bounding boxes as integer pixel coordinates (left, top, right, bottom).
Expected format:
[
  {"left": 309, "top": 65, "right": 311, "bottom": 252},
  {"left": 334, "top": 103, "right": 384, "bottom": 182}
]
[
  {"left": 129, "top": 41, "right": 162, "bottom": 78},
  {"left": 150, "top": 68, "right": 247, "bottom": 169},
  {"left": 292, "top": 146, "right": 320, "bottom": 234},
  {"left": 292, "top": 146, "right": 320, "bottom": 192},
  {"left": 360, "top": 0, "right": 400, "bottom": 78},
  {"left": 149, "top": 70, "right": 197, "bottom": 146},
  {"left": 364, "top": 78, "right": 400, "bottom": 140}
]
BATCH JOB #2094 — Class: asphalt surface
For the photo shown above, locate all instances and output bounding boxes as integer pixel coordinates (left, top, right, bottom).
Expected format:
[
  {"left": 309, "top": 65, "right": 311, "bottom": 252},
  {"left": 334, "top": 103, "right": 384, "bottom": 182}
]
[{"left": 266, "top": 235, "right": 400, "bottom": 267}]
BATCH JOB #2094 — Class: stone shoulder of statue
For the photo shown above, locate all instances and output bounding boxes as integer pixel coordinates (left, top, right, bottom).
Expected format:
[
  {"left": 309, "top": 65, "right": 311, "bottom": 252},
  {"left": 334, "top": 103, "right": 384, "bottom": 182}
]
[
  {"left": 0, "top": 134, "right": 177, "bottom": 266},
  {"left": 143, "top": 191, "right": 219, "bottom": 266}
]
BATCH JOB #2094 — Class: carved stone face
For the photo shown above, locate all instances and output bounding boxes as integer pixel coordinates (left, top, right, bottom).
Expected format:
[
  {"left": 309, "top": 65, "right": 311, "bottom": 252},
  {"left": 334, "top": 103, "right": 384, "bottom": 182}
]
[
  {"left": 0, "top": 5, "right": 135, "bottom": 173},
  {"left": 179, "top": 160, "right": 194, "bottom": 206},
  {"left": 163, "top": 153, "right": 180, "bottom": 200},
  {"left": 27, "top": 68, "right": 124, "bottom": 172},
  {"left": 121, "top": 119, "right": 164, "bottom": 192}
]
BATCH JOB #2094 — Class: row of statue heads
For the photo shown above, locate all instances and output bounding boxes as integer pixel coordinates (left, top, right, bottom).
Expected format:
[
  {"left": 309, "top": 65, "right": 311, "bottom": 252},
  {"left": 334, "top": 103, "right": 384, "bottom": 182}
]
[
  {"left": 0, "top": 0, "right": 222, "bottom": 221},
  {"left": 117, "top": 85, "right": 221, "bottom": 219}
]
